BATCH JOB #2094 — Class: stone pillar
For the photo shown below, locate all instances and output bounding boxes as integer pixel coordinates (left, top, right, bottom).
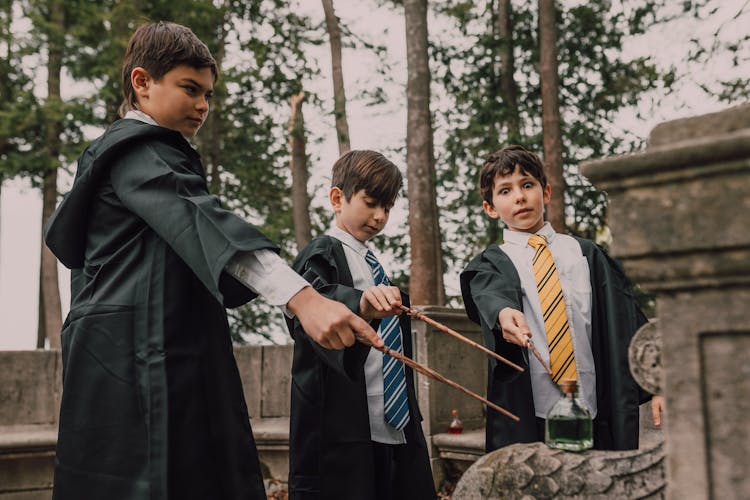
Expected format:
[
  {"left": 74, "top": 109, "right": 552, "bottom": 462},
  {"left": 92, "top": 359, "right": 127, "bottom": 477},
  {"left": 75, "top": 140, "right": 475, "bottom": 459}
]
[
  {"left": 581, "top": 104, "right": 750, "bottom": 500},
  {"left": 410, "top": 306, "right": 487, "bottom": 483}
]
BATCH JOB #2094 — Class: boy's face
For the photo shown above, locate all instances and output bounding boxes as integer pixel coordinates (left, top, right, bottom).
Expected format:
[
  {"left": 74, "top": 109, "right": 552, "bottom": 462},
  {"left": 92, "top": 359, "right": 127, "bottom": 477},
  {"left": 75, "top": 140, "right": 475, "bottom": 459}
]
[
  {"left": 482, "top": 167, "right": 551, "bottom": 233},
  {"left": 330, "top": 188, "right": 391, "bottom": 243},
  {"left": 131, "top": 64, "right": 213, "bottom": 137}
]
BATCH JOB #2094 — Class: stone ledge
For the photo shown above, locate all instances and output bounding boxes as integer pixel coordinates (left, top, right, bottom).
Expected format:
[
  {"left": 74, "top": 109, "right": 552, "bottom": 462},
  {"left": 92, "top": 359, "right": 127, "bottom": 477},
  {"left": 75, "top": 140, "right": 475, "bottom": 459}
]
[
  {"left": 581, "top": 129, "right": 750, "bottom": 188},
  {"left": 252, "top": 417, "right": 289, "bottom": 445},
  {"left": 252, "top": 417, "right": 290, "bottom": 481},
  {"left": 0, "top": 426, "right": 55, "bottom": 496},
  {"left": 0, "top": 426, "right": 57, "bottom": 453},
  {"left": 432, "top": 429, "right": 485, "bottom": 461}
]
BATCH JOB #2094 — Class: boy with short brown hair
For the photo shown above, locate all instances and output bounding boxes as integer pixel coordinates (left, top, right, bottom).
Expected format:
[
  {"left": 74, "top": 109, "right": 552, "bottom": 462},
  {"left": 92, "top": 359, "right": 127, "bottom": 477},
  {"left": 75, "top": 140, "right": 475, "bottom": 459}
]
[
  {"left": 287, "top": 150, "right": 436, "bottom": 499},
  {"left": 461, "top": 145, "right": 662, "bottom": 452},
  {"left": 45, "top": 21, "right": 381, "bottom": 500}
]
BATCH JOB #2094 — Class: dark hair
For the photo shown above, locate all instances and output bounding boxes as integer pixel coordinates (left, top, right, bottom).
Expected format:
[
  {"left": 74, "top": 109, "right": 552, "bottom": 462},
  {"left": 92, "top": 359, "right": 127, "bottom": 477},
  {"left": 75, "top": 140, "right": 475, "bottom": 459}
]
[
  {"left": 119, "top": 21, "right": 218, "bottom": 117},
  {"left": 479, "top": 145, "right": 547, "bottom": 204},
  {"left": 331, "top": 150, "right": 402, "bottom": 207}
]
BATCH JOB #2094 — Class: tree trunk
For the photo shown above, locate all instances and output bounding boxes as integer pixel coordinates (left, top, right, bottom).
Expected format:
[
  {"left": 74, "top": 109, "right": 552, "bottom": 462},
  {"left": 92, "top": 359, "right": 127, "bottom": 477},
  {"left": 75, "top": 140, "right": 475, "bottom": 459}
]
[
  {"left": 0, "top": 3, "right": 9, "bottom": 286},
  {"left": 322, "top": 0, "right": 351, "bottom": 155},
  {"left": 404, "top": 0, "right": 445, "bottom": 305},
  {"left": 486, "top": 0, "right": 522, "bottom": 244},
  {"left": 289, "top": 91, "right": 312, "bottom": 250},
  {"left": 497, "top": 0, "right": 520, "bottom": 143},
  {"left": 39, "top": 0, "right": 64, "bottom": 350},
  {"left": 539, "top": 0, "right": 566, "bottom": 232},
  {"left": 202, "top": 22, "right": 225, "bottom": 196}
]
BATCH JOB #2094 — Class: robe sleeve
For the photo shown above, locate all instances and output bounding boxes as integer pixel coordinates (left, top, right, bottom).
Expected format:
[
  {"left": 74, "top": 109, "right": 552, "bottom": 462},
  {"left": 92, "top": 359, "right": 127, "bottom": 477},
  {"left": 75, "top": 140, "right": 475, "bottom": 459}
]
[
  {"left": 461, "top": 251, "right": 527, "bottom": 379},
  {"left": 110, "top": 140, "right": 278, "bottom": 307},
  {"left": 289, "top": 245, "right": 372, "bottom": 380}
]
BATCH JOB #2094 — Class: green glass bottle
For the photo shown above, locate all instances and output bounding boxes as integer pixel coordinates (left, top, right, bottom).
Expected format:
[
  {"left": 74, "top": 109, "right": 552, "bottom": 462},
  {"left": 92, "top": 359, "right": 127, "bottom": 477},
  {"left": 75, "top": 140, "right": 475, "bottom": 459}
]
[{"left": 545, "top": 379, "right": 593, "bottom": 451}]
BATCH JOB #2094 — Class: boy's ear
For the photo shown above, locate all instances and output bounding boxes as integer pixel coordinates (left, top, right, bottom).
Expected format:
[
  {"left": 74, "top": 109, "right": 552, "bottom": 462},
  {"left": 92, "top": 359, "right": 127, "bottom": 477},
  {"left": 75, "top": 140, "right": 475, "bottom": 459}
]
[
  {"left": 131, "top": 67, "right": 152, "bottom": 98},
  {"left": 542, "top": 183, "right": 551, "bottom": 204},
  {"left": 482, "top": 200, "right": 500, "bottom": 219},
  {"left": 329, "top": 186, "right": 344, "bottom": 213}
]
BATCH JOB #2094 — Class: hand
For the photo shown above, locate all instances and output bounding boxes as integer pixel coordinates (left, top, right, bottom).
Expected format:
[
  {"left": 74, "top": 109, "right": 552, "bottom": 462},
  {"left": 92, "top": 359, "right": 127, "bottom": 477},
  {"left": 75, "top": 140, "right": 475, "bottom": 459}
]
[
  {"left": 359, "top": 284, "right": 403, "bottom": 320},
  {"left": 651, "top": 395, "right": 665, "bottom": 428},
  {"left": 498, "top": 307, "right": 532, "bottom": 347},
  {"left": 288, "top": 286, "right": 384, "bottom": 350}
]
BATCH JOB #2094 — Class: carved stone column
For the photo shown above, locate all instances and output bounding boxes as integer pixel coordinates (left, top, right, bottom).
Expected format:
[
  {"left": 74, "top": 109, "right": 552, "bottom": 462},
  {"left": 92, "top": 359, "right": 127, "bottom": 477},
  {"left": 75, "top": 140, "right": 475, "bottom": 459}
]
[{"left": 582, "top": 104, "right": 750, "bottom": 500}]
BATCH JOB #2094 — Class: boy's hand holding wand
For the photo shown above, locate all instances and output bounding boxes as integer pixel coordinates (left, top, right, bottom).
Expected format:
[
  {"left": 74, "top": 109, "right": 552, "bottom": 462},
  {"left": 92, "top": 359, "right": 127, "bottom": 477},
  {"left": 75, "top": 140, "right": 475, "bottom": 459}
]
[
  {"left": 499, "top": 307, "right": 553, "bottom": 376},
  {"left": 359, "top": 287, "right": 520, "bottom": 422}
]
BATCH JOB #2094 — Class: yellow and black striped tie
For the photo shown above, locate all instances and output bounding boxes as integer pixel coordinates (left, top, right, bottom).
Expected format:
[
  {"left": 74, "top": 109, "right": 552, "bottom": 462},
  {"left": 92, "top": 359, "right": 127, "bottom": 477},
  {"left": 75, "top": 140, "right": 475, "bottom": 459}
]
[{"left": 528, "top": 234, "right": 577, "bottom": 384}]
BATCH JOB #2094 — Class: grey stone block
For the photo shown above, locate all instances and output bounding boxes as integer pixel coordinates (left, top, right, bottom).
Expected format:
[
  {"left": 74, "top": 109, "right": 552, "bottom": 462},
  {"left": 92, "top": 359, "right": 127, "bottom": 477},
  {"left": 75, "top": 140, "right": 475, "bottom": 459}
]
[
  {"left": 0, "top": 351, "right": 60, "bottom": 427},
  {"left": 234, "top": 345, "right": 262, "bottom": 418},
  {"left": 260, "top": 345, "right": 293, "bottom": 418}
]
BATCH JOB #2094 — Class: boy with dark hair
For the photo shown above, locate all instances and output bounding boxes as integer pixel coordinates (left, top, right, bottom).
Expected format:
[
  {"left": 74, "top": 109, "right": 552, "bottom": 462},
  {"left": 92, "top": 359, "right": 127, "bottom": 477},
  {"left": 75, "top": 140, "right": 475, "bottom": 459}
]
[
  {"left": 286, "top": 150, "right": 436, "bottom": 500},
  {"left": 460, "top": 145, "right": 663, "bottom": 452},
  {"left": 44, "top": 22, "right": 382, "bottom": 500}
]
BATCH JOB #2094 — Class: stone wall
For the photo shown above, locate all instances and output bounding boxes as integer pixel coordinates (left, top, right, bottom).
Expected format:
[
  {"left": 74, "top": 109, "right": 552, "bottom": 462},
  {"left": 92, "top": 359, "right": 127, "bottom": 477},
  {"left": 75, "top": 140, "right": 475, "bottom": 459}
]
[{"left": 0, "top": 344, "right": 293, "bottom": 499}]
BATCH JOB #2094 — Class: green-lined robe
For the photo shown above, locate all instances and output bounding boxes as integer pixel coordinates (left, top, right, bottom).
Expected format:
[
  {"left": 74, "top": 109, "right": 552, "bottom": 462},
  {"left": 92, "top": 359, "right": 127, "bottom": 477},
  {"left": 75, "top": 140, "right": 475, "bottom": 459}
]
[
  {"left": 45, "top": 119, "right": 275, "bottom": 499},
  {"left": 460, "top": 237, "right": 651, "bottom": 452}
]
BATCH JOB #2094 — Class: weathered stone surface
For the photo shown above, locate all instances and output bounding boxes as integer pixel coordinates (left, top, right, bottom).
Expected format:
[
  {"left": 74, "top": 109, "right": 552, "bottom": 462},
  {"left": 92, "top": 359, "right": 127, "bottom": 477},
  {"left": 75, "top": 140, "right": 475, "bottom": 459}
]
[
  {"left": 411, "top": 306, "right": 486, "bottom": 486},
  {"left": 260, "top": 345, "right": 293, "bottom": 418},
  {"left": 413, "top": 307, "right": 487, "bottom": 436},
  {"left": 453, "top": 441, "right": 665, "bottom": 499},
  {"left": 582, "top": 104, "right": 750, "bottom": 500},
  {"left": 648, "top": 103, "right": 750, "bottom": 147},
  {"left": 234, "top": 345, "right": 262, "bottom": 418},
  {"left": 0, "top": 344, "right": 296, "bottom": 496},
  {"left": 0, "top": 351, "right": 60, "bottom": 427}
]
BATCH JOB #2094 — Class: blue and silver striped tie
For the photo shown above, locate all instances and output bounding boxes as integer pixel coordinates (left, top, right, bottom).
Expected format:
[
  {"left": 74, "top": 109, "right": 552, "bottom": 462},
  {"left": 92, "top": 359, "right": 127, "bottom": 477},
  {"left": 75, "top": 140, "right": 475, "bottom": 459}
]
[{"left": 365, "top": 249, "right": 410, "bottom": 430}]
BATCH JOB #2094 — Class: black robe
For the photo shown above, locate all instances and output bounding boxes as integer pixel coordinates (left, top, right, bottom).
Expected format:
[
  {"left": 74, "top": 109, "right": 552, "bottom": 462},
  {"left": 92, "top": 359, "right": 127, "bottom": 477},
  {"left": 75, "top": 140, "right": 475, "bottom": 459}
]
[
  {"left": 45, "top": 119, "right": 275, "bottom": 500},
  {"left": 286, "top": 236, "right": 436, "bottom": 500},
  {"left": 460, "top": 237, "right": 650, "bottom": 452}
]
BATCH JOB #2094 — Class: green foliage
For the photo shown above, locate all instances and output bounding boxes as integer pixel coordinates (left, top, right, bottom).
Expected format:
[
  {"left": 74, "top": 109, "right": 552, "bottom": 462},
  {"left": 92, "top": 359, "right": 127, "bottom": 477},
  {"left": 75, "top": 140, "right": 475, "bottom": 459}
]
[
  {"left": 430, "top": 0, "right": 672, "bottom": 297},
  {"left": 4, "top": 0, "right": 747, "bottom": 343}
]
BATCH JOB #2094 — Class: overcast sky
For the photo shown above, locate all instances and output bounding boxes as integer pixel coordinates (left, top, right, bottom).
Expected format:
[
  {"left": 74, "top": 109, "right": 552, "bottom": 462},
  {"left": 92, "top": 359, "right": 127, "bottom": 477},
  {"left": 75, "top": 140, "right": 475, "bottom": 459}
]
[{"left": 1, "top": 0, "right": 746, "bottom": 349}]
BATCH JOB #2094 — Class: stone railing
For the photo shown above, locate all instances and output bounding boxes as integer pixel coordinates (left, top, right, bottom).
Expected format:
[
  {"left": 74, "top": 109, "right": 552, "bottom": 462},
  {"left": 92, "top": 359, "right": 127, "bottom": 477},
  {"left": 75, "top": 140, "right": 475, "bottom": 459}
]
[
  {"left": 0, "top": 350, "right": 61, "bottom": 499},
  {"left": 0, "top": 345, "right": 293, "bottom": 499}
]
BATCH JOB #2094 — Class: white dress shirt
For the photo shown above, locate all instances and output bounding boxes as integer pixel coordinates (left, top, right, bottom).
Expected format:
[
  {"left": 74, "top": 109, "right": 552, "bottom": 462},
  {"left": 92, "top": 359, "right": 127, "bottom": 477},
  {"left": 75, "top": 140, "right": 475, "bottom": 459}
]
[
  {"left": 327, "top": 225, "right": 407, "bottom": 445},
  {"left": 500, "top": 222, "right": 597, "bottom": 418},
  {"left": 123, "top": 110, "right": 308, "bottom": 310}
]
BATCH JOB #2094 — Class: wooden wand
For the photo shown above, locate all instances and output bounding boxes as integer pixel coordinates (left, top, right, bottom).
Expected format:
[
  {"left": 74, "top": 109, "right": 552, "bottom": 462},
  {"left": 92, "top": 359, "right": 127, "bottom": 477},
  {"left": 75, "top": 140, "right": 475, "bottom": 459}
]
[
  {"left": 526, "top": 338, "right": 553, "bottom": 376},
  {"left": 398, "top": 305, "right": 524, "bottom": 373},
  {"left": 359, "top": 336, "right": 520, "bottom": 423}
]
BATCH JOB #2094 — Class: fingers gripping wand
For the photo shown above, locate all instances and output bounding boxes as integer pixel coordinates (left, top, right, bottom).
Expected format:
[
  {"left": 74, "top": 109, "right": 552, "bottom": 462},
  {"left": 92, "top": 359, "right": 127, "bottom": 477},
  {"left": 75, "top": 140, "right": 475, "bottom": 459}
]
[{"left": 357, "top": 334, "right": 520, "bottom": 423}]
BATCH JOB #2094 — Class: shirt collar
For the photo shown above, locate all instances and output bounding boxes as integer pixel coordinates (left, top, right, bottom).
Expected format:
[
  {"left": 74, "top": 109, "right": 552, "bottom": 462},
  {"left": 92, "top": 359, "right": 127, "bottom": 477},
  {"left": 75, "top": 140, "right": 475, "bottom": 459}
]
[
  {"left": 124, "top": 110, "right": 159, "bottom": 127},
  {"left": 327, "top": 225, "right": 371, "bottom": 257},
  {"left": 123, "top": 110, "right": 196, "bottom": 145},
  {"left": 502, "top": 221, "right": 556, "bottom": 248}
]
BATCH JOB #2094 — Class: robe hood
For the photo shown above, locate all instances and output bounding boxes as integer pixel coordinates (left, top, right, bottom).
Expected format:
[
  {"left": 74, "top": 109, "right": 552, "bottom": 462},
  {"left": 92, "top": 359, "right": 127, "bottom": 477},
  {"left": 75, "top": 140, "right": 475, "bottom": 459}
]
[{"left": 44, "top": 119, "right": 184, "bottom": 269}]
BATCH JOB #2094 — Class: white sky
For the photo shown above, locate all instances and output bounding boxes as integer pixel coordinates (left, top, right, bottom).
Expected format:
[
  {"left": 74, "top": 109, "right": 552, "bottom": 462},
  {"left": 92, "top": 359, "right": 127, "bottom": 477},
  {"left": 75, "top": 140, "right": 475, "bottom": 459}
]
[{"left": 1, "top": 1, "right": 746, "bottom": 349}]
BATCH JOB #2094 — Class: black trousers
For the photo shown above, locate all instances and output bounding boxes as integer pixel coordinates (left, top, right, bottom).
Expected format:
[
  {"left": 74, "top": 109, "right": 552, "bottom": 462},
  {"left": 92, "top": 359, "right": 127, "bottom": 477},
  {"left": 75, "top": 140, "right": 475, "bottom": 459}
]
[{"left": 371, "top": 441, "right": 402, "bottom": 500}]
